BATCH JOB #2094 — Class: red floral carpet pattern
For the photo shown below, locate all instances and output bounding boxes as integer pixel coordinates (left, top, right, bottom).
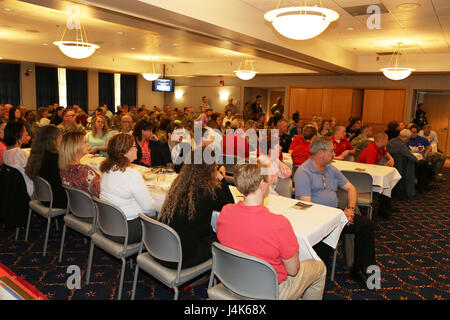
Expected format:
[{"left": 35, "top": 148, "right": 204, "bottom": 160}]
[{"left": 0, "top": 169, "right": 449, "bottom": 300}]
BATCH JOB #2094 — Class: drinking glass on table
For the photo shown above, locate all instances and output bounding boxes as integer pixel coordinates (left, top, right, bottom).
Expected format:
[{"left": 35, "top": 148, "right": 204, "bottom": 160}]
[{"left": 166, "top": 163, "right": 174, "bottom": 173}]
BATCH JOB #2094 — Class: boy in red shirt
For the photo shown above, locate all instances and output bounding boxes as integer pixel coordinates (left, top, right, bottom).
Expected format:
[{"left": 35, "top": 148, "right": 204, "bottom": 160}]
[
  {"left": 358, "top": 132, "right": 394, "bottom": 166},
  {"left": 217, "top": 162, "right": 326, "bottom": 300},
  {"left": 330, "top": 125, "right": 355, "bottom": 160}
]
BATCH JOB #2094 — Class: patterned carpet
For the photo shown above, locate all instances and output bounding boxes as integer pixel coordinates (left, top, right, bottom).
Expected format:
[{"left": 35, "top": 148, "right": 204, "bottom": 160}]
[{"left": 0, "top": 169, "right": 449, "bottom": 300}]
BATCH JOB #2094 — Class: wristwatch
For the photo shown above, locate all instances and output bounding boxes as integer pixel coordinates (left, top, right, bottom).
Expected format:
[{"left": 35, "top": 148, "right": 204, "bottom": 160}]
[{"left": 346, "top": 206, "right": 356, "bottom": 211}]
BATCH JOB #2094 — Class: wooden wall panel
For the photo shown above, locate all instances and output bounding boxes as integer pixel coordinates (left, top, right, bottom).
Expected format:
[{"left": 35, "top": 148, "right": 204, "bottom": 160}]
[
  {"left": 362, "top": 89, "right": 384, "bottom": 124},
  {"left": 321, "top": 88, "right": 333, "bottom": 119},
  {"left": 305, "top": 88, "right": 323, "bottom": 119},
  {"left": 331, "top": 88, "right": 353, "bottom": 124},
  {"left": 382, "top": 89, "right": 406, "bottom": 123},
  {"left": 351, "top": 89, "right": 364, "bottom": 120},
  {"left": 289, "top": 88, "right": 307, "bottom": 118}
]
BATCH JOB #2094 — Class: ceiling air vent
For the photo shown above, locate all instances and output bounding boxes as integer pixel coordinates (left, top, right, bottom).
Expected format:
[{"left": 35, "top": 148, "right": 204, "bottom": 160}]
[
  {"left": 376, "top": 52, "right": 398, "bottom": 56},
  {"left": 343, "top": 3, "right": 388, "bottom": 16}
]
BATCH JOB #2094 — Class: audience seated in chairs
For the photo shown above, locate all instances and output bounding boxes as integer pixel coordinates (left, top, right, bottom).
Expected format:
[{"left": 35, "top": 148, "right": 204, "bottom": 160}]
[
  {"left": 217, "top": 162, "right": 326, "bottom": 300},
  {"left": 132, "top": 120, "right": 159, "bottom": 168},
  {"left": 294, "top": 136, "right": 376, "bottom": 287},
  {"left": 157, "top": 149, "right": 234, "bottom": 269},
  {"left": 3, "top": 122, "right": 33, "bottom": 197},
  {"left": 25, "top": 125, "right": 67, "bottom": 209},
  {"left": 85, "top": 115, "right": 113, "bottom": 157},
  {"left": 346, "top": 118, "right": 362, "bottom": 142},
  {"left": 222, "top": 119, "right": 250, "bottom": 158},
  {"left": 289, "top": 126, "right": 317, "bottom": 166},
  {"left": 99, "top": 133, "right": 155, "bottom": 244},
  {"left": 357, "top": 132, "right": 394, "bottom": 218},
  {"left": 351, "top": 125, "right": 373, "bottom": 159},
  {"left": 59, "top": 131, "right": 101, "bottom": 198},
  {"left": 152, "top": 123, "right": 187, "bottom": 172},
  {"left": 331, "top": 125, "right": 355, "bottom": 161}
]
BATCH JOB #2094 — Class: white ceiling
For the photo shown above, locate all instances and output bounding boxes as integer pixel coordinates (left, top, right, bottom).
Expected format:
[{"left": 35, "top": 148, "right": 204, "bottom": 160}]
[{"left": 242, "top": 0, "right": 450, "bottom": 55}]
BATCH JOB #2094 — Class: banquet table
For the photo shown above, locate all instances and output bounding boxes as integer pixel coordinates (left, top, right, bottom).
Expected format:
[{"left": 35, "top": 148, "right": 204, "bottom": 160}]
[
  {"left": 211, "top": 186, "right": 348, "bottom": 262},
  {"left": 281, "top": 153, "right": 401, "bottom": 198}
]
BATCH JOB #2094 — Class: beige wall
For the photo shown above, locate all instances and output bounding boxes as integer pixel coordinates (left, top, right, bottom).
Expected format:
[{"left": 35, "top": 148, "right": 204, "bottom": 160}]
[{"left": 167, "top": 85, "right": 241, "bottom": 113}]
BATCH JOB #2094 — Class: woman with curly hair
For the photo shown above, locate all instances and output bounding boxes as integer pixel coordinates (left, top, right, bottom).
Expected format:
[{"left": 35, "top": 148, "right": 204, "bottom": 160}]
[
  {"left": 157, "top": 150, "right": 234, "bottom": 269},
  {"left": 132, "top": 119, "right": 158, "bottom": 167},
  {"left": 25, "top": 125, "right": 66, "bottom": 208},
  {"left": 99, "top": 133, "right": 155, "bottom": 244}
]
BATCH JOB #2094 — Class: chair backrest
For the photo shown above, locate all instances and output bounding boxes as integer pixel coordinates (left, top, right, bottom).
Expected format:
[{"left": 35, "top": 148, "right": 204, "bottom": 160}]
[
  {"left": 33, "top": 177, "right": 53, "bottom": 206},
  {"left": 92, "top": 197, "right": 128, "bottom": 240},
  {"left": 139, "top": 214, "right": 182, "bottom": 264},
  {"left": 210, "top": 242, "right": 279, "bottom": 300},
  {"left": 341, "top": 170, "right": 373, "bottom": 194},
  {"left": 62, "top": 185, "right": 96, "bottom": 220}
]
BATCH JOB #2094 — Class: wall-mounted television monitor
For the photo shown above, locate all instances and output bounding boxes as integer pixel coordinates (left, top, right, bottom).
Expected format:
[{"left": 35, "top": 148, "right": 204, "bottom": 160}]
[{"left": 152, "top": 78, "right": 175, "bottom": 92}]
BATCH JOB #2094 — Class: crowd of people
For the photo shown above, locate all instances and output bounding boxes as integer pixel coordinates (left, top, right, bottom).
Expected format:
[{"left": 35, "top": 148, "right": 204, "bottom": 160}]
[{"left": 0, "top": 96, "right": 446, "bottom": 300}]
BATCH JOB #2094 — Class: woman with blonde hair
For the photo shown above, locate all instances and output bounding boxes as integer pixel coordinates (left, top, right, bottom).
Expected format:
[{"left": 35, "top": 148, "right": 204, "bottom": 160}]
[
  {"left": 86, "top": 115, "right": 112, "bottom": 156},
  {"left": 100, "top": 133, "right": 155, "bottom": 244},
  {"left": 59, "top": 132, "right": 100, "bottom": 198},
  {"left": 157, "top": 149, "right": 234, "bottom": 269}
]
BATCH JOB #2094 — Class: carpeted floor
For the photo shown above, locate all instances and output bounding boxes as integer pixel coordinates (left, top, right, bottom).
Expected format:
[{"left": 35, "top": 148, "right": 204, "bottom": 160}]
[{"left": 0, "top": 169, "right": 449, "bottom": 300}]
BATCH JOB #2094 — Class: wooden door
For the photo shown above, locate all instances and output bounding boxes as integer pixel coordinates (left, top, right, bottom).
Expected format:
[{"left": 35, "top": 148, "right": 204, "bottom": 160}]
[
  {"left": 331, "top": 88, "right": 353, "bottom": 124},
  {"left": 305, "top": 89, "right": 323, "bottom": 120},
  {"left": 423, "top": 94, "right": 450, "bottom": 157}
]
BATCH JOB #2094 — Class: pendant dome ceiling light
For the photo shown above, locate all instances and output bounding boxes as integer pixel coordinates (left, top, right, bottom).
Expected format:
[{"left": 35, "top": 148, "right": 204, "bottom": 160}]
[
  {"left": 142, "top": 59, "right": 161, "bottom": 81},
  {"left": 264, "top": 0, "right": 339, "bottom": 40},
  {"left": 53, "top": 8, "right": 99, "bottom": 59},
  {"left": 234, "top": 57, "right": 257, "bottom": 80},
  {"left": 380, "top": 43, "right": 415, "bottom": 80}
]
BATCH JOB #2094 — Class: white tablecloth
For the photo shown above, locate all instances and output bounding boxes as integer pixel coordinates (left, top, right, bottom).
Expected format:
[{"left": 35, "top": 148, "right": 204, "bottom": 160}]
[
  {"left": 331, "top": 160, "right": 401, "bottom": 197},
  {"left": 211, "top": 186, "right": 348, "bottom": 262}
]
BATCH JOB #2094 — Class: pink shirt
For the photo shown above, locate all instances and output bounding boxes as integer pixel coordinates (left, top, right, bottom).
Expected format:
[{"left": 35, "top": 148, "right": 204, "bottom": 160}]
[{"left": 217, "top": 202, "right": 299, "bottom": 283}]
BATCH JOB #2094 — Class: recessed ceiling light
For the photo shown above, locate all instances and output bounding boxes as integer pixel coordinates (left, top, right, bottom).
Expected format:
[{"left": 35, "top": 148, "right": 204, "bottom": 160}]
[
  {"left": 0, "top": 57, "right": 3, "bottom": 59},
  {"left": 42, "top": 43, "right": 48, "bottom": 46},
  {"left": 172, "top": 43, "right": 179, "bottom": 46},
  {"left": 347, "top": 27, "right": 354, "bottom": 31},
  {"left": 131, "top": 47, "right": 136, "bottom": 50},
  {"left": 397, "top": 3, "right": 421, "bottom": 11},
  {"left": 117, "top": 31, "right": 123, "bottom": 35},
  {"left": 3, "top": 8, "right": 12, "bottom": 12}
]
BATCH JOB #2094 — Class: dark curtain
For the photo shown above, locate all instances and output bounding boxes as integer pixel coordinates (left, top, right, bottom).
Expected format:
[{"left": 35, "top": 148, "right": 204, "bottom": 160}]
[
  {"left": 0, "top": 63, "right": 20, "bottom": 106},
  {"left": 67, "top": 69, "right": 88, "bottom": 112},
  {"left": 120, "top": 74, "right": 137, "bottom": 107},
  {"left": 35, "top": 66, "right": 59, "bottom": 108},
  {"left": 98, "top": 72, "right": 114, "bottom": 112}
]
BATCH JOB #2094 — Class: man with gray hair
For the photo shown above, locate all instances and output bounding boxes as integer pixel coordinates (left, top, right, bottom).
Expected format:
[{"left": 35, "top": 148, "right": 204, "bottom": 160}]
[
  {"left": 294, "top": 136, "right": 375, "bottom": 287},
  {"left": 387, "top": 129, "right": 417, "bottom": 199}
]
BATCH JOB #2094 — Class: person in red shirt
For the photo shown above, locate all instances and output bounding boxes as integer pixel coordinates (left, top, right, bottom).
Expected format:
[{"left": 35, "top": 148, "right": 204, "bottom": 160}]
[
  {"left": 330, "top": 125, "right": 355, "bottom": 160},
  {"left": 358, "top": 132, "right": 394, "bottom": 166},
  {"left": 289, "top": 126, "right": 317, "bottom": 166},
  {"left": 217, "top": 162, "right": 326, "bottom": 300},
  {"left": 222, "top": 119, "right": 249, "bottom": 158}
]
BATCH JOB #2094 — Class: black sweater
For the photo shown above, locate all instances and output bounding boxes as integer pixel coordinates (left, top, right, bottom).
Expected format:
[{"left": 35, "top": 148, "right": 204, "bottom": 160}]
[
  {"left": 158, "top": 179, "right": 234, "bottom": 269},
  {"left": 39, "top": 151, "right": 67, "bottom": 209}
]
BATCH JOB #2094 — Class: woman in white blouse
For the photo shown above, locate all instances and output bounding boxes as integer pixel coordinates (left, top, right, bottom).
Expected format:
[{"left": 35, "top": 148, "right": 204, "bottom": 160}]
[
  {"left": 99, "top": 133, "right": 155, "bottom": 244},
  {"left": 3, "top": 122, "right": 33, "bottom": 196}
]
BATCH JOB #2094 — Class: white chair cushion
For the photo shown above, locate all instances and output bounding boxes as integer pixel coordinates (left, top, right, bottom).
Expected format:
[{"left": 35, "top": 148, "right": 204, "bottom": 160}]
[
  {"left": 29, "top": 200, "right": 67, "bottom": 217},
  {"left": 136, "top": 252, "right": 212, "bottom": 287},
  {"left": 91, "top": 231, "right": 140, "bottom": 258},
  {"left": 208, "top": 283, "right": 257, "bottom": 300},
  {"left": 64, "top": 214, "right": 95, "bottom": 236}
]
